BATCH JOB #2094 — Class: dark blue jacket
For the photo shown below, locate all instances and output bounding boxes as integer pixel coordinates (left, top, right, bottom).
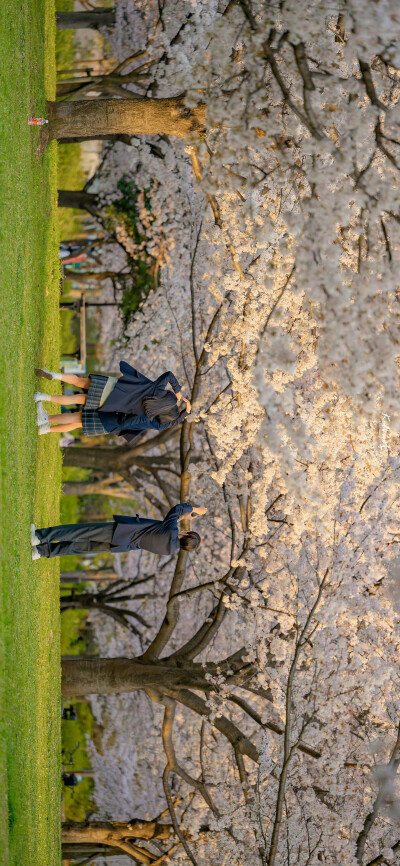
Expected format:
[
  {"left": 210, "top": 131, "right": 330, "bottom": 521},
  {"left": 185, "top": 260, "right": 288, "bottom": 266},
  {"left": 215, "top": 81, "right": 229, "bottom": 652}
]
[
  {"left": 99, "top": 361, "right": 182, "bottom": 443},
  {"left": 111, "top": 503, "right": 193, "bottom": 554}
]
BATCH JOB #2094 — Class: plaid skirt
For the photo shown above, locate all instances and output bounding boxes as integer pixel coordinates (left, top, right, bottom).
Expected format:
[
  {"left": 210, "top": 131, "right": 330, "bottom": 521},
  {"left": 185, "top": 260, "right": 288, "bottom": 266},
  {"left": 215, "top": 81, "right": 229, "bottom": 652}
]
[{"left": 81, "top": 375, "right": 108, "bottom": 436}]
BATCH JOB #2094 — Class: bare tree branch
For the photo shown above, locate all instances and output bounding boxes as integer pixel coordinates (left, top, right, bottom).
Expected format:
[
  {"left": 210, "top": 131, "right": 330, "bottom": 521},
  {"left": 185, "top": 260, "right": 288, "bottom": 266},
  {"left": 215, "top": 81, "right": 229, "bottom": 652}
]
[{"left": 267, "top": 570, "right": 329, "bottom": 865}]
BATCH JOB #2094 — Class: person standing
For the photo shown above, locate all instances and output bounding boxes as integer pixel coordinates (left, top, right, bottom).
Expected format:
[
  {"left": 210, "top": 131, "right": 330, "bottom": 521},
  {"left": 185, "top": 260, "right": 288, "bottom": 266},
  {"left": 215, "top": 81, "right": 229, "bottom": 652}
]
[
  {"left": 31, "top": 503, "right": 207, "bottom": 560},
  {"left": 34, "top": 360, "right": 191, "bottom": 440}
]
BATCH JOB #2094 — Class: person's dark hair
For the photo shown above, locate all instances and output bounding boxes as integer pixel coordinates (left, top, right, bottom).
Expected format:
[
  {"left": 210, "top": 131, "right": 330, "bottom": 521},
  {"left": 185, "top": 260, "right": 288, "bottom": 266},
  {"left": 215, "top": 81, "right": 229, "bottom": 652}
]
[
  {"left": 143, "top": 391, "right": 187, "bottom": 427},
  {"left": 179, "top": 531, "right": 201, "bottom": 552}
]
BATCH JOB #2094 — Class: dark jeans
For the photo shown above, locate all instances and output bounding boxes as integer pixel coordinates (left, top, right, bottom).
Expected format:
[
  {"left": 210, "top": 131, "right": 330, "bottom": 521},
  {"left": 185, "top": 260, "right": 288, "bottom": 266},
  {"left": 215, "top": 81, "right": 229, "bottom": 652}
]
[{"left": 36, "top": 522, "right": 115, "bottom": 558}]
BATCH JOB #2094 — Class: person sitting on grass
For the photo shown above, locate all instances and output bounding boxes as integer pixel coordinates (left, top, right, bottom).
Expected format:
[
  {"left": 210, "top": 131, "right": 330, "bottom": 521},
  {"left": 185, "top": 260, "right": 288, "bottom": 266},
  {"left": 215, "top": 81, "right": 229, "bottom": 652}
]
[
  {"left": 30, "top": 503, "right": 207, "bottom": 560},
  {"left": 34, "top": 360, "right": 191, "bottom": 440}
]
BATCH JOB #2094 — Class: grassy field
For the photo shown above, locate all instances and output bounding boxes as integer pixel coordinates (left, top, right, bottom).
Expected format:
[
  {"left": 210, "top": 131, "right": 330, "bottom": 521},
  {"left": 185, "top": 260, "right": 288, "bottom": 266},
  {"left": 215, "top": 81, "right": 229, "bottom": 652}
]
[{"left": 0, "top": 1, "right": 62, "bottom": 864}]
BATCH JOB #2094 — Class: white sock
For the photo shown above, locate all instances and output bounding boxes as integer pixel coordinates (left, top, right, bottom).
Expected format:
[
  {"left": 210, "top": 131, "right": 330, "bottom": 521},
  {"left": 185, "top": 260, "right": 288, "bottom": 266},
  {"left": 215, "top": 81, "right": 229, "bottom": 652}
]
[
  {"left": 34, "top": 391, "right": 50, "bottom": 402},
  {"left": 41, "top": 369, "right": 62, "bottom": 381}
]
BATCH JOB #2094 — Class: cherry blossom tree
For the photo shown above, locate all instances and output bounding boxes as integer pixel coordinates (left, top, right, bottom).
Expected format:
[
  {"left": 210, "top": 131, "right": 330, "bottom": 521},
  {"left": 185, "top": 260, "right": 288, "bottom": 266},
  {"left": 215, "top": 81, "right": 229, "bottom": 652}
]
[
  {"left": 58, "top": 2, "right": 400, "bottom": 863},
  {"left": 61, "top": 209, "right": 400, "bottom": 863},
  {"left": 178, "top": 0, "right": 400, "bottom": 421}
]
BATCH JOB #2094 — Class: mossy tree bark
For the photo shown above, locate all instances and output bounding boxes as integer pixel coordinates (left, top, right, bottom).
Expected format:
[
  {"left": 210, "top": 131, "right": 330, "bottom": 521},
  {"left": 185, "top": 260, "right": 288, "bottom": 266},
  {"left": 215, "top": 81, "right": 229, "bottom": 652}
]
[
  {"left": 62, "top": 657, "right": 220, "bottom": 697},
  {"left": 56, "top": 10, "right": 116, "bottom": 30},
  {"left": 58, "top": 189, "right": 101, "bottom": 215},
  {"left": 45, "top": 97, "right": 206, "bottom": 144}
]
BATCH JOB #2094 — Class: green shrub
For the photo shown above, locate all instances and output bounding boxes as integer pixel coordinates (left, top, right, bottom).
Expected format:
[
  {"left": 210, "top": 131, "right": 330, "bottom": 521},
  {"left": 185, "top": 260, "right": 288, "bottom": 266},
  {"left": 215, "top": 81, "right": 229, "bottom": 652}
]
[{"left": 106, "top": 176, "right": 159, "bottom": 327}]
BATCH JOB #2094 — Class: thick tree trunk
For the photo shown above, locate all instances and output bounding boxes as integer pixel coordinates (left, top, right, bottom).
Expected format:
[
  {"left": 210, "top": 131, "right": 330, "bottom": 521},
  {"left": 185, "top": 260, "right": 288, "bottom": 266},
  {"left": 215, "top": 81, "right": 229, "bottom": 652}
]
[
  {"left": 58, "top": 189, "right": 100, "bottom": 215},
  {"left": 61, "top": 569, "right": 118, "bottom": 583},
  {"left": 61, "top": 592, "right": 113, "bottom": 611},
  {"left": 56, "top": 10, "right": 116, "bottom": 30},
  {"left": 62, "top": 434, "right": 178, "bottom": 471},
  {"left": 62, "top": 657, "right": 211, "bottom": 697},
  {"left": 63, "top": 446, "right": 132, "bottom": 472},
  {"left": 62, "top": 819, "right": 171, "bottom": 844},
  {"left": 60, "top": 593, "right": 149, "bottom": 635},
  {"left": 62, "top": 480, "right": 134, "bottom": 498},
  {"left": 46, "top": 97, "right": 206, "bottom": 143},
  {"left": 63, "top": 271, "right": 119, "bottom": 283},
  {"left": 58, "top": 133, "right": 133, "bottom": 145},
  {"left": 62, "top": 843, "right": 117, "bottom": 858},
  {"left": 62, "top": 818, "right": 170, "bottom": 862}
]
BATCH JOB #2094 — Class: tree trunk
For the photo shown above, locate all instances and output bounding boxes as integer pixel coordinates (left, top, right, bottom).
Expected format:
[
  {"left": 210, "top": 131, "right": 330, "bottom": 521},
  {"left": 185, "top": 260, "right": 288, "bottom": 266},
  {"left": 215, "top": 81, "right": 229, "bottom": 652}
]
[
  {"left": 62, "top": 435, "right": 178, "bottom": 472},
  {"left": 62, "top": 842, "right": 117, "bottom": 858},
  {"left": 63, "top": 445, "right": 132, "bottom": 472},
  {"left": 62, "top": 818, "right": 171, "bottom": 862},
  {"left": 58, "top": 189, "right": 100, "bottom": 215},
  {"left": 63, "top": 271, "right": 120, "bottom": 283},
  {"left": 62, "top": 657, "right": 211, "bottom": 696},
  {"left": 62, "top": 480, "right": 134, "bottom": 499},
  {"left": 46, "top": 97, "right": 206, "bottom": 143},
  {"left": 61, "top": 569, "right": 118, "bottom": 583},
  {"left": 58, "top": 133, "right": 133, "bottom": 145},
  {"left": 56, "top": 10, "right": 116, "bottom": 30},
  {"left": 61, "top": 592, "right": 113, "bottom": 611},
  {"left": 62, "top": 819, "right": 171, "bottom": 844}
]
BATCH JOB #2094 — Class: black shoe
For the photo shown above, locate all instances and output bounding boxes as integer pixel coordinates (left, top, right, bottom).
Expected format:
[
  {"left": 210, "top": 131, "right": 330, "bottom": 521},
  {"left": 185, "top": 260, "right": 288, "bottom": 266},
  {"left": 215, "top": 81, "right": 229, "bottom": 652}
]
[{"left": 35, "top": 368, "right": 53, "bottom": 380}]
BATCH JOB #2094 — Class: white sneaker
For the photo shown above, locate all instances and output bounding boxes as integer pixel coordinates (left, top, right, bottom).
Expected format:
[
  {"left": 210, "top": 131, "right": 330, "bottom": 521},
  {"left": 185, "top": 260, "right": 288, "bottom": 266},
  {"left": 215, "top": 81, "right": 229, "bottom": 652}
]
[
  {"left": 34, "top": 391, "right": 49, "bottom": 403},
  {"left": 38, "top": 422, "right": 51, "bottom": 435},
  {"left": 31, "top": 546, "right": 41, "bottom": 561},
  {"left": 30, "top": 523, "right": 40, "bottom": 546},
  {"left": 37, "top": 401, "right": 48, "bottom": 426}
]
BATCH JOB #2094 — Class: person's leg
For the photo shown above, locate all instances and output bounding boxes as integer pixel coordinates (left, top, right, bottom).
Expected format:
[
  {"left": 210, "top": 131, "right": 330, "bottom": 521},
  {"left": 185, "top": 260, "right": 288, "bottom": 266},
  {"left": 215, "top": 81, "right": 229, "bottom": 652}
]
[
  {"left": 35, "top": 369, "right": 91, "bottom": 389},
  {"left": 41, "top": 420, "right": 81, "bottom": 434},
  {"left": 36, "top": 522, "right": 115, "bottom": 545},
  {"left": 59, "top": 373, "right": 91, "bottom": 389},
  {"left": 37, "top": 393, "right": 86, "bottom": 406},
  {"left": 47, "top": 411, "right": 83, "bottom": 431},
  {"left": 37, "top": 539, "right": 113, "bottom": 558},
  {"left": 36, "top": 522, "right": 115, "bottom": 557}
]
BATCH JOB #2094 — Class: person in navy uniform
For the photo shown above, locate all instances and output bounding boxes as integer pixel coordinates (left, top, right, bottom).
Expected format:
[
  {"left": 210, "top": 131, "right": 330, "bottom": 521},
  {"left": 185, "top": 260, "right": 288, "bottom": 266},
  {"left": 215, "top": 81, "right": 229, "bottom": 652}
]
[
  {"left": 31, "top": 503, "right": 207, "bottom": 560},
  {"left": 34, "top": 360, "right": 191, "bottom": 439}
]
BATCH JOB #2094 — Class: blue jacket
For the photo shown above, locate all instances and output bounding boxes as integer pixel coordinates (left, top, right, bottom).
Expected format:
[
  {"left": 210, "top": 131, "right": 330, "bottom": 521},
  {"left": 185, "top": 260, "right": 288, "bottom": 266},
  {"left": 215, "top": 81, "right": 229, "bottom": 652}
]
[
  {"left": 99, "top": 361, "right": 182, "bottom": 443},
  {"left": 111, "top": 503, "right": 193, "bottom": 554}
]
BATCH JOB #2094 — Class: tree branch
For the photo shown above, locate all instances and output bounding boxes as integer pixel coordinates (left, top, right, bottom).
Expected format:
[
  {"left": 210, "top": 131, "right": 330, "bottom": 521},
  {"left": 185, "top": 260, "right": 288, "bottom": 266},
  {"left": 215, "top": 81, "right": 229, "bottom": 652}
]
[
  {"left": 161, "top": 700, "right": 201, "bottom": 866},
  {"left": 165, "top": 687, "right": 259, "bottom": 762},
  {"left": 267, "top": 570, "right": 329, "bottom": 865}
]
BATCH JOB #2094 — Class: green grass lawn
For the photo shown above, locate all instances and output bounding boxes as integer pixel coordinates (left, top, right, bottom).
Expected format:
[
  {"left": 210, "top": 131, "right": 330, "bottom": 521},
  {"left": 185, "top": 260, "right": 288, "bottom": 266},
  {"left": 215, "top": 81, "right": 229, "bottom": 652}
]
[{"left": 0, "top": 1, "right": 62, "bottom": 863}]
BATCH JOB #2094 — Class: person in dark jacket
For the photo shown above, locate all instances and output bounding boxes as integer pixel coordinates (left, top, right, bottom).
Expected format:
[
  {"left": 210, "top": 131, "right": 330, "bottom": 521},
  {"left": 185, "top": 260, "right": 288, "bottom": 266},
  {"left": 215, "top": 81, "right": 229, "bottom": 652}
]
[
  {"left": 30, "top": 503, "right": 207, "bottom": 560},
  {"left": 34, "top": 361, "right": 191, "bottom": 440}
]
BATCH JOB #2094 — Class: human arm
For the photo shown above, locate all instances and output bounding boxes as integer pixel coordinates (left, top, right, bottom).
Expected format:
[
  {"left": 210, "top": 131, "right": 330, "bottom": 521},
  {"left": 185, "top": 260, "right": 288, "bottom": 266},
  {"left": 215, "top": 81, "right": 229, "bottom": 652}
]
[
  {"left": 154, "top": 370, "right": 181, "bottom": 395},
  {"left": 154, "top": 371, "right": 191, "bottom": 412},
  {"left": 119, "top": 360, "right": 151, "bottom": 383},
  {"left": 164, "top": 503, "right": 193, "bottom": 525},
  {"left": 176, "top": 505, "right": 207, "bottom": 522}
]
